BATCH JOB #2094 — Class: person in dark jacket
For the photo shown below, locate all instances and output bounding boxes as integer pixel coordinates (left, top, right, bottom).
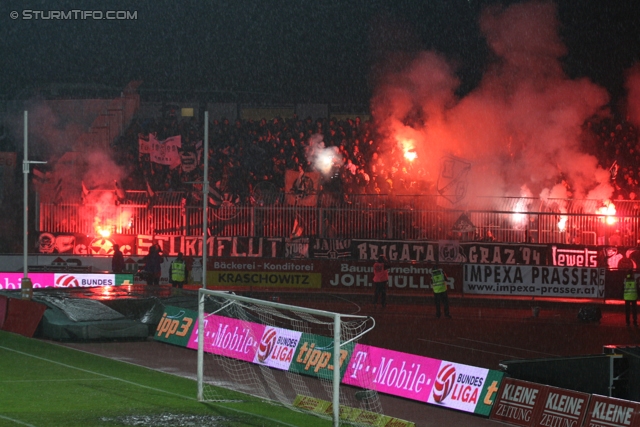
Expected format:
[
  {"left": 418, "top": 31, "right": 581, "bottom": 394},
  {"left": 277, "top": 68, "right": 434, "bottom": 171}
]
[
  {"left": 142, "top": 243, "right": 163, "bottom": 286},
  {"left": 111, "top": 244, "right": 125, "bottom": 274},
  {"left": 373, "top": 255, "right": 389, "bottom": 308}
]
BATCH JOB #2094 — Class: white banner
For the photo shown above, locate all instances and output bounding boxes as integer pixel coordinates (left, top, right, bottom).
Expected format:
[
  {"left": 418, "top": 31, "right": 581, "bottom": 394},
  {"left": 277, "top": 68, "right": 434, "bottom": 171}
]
[
  {"left": 139, "top": 134, "right": 182, "bottom": 169},
  {"left": 463, "top": 264, "right": 605, "bottom": 298}
]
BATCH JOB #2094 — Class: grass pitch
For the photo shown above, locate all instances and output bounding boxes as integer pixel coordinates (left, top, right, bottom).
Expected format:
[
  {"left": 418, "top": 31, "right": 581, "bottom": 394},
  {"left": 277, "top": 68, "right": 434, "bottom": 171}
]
[{"left": 0, "top": 331, "right": 332, "bottom": 427}]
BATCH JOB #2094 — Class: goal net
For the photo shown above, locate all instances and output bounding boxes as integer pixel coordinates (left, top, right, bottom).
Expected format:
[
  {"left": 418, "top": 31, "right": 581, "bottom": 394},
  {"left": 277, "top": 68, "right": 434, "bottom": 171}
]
[{"left": 196, "top": 289, "right": 381, "bottom": 426}]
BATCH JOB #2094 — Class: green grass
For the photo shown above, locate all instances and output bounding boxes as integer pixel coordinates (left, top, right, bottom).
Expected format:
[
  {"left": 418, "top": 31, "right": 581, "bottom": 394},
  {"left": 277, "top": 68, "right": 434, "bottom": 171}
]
[{"left": 0, "top": 331, "right": 332, "bottom": 427}]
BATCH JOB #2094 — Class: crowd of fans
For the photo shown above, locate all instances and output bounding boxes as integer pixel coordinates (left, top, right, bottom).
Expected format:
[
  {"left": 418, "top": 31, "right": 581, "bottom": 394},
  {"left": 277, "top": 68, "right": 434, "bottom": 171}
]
[
  {"left": 587, "top": 116, "right": 640, "bottom": 200},
  {"left": 109, "top": 109, "right": 640, "bottom": 206},
  {"left": 112, "top": 110, "right": 394, "bottom": 205}
]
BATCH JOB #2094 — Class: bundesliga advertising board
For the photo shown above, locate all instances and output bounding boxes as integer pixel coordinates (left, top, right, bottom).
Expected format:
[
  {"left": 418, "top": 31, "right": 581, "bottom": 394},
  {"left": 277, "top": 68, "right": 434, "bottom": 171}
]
[
  {"left": 337, "top": 344, "right": 503, "bottom": 415},
  {"left": 157, "top": 306, "right": 503, "bottom": 417},
  {"left": 0, "top": 272, "right": 134, "bottom": 290}
]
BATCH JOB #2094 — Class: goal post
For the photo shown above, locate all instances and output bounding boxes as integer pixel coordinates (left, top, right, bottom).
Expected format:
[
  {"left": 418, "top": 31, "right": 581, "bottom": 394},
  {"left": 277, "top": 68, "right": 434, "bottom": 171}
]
[{"left": 196, "top": 289, "right": 379, "bottom": 427}]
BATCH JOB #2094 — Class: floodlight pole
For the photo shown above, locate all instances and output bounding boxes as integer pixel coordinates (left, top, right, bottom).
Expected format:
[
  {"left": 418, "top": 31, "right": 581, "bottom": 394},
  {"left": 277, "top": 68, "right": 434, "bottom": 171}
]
[
  {"left": 202, "top": 111, "right": 209, "bottom": 289},
  {"left": 21, "top": 111, "right": 46, "bottom": 299},
  {"left": 22, "top": 111, "right": 28, "bottom": 295}
]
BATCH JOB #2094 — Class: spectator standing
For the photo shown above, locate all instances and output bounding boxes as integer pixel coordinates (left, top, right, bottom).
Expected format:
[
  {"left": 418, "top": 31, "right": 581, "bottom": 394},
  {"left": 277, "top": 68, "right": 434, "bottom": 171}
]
[
  {"left": 431, "top": 264, "right": 451, "bottom": 318},
  {"left": 373, "top": 255, "right": 389, "bottom": 308},
  {"left": 170, "top": 252, "right": 187, "bottom": 289},
  {"left": 624, "top": 270, "right": 638, "bottom": 327},
  {"left": 142, "top": 243, "right": 163, "bottom": 286},
  {"left": 111, "top": 244, "right": 125, "bottom": 274}
]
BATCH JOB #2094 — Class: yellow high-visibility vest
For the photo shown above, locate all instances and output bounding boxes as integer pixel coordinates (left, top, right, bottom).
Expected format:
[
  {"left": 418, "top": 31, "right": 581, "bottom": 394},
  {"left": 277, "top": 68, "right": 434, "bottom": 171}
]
[
  {"left": 432, "top": 269, "right": 447, "bottom": 294},
  {"left": 171, "top": 260, "right": 186, "bottom": 282},
  {"left": 624, "top": 276, "right": 638, "bottom": 301}
]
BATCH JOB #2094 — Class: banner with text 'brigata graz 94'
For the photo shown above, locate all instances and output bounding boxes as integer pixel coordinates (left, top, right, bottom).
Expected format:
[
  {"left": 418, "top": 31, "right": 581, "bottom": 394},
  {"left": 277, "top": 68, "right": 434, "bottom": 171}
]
[{"left": 463, "top": 264, "right": 606, "bottom": 298}]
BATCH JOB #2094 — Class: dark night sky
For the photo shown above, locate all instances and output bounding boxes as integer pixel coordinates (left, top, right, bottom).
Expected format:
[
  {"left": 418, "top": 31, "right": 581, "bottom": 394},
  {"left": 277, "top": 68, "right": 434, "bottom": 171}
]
[{"left": 1, "top": 0, "right": 640, "bottom": 106}]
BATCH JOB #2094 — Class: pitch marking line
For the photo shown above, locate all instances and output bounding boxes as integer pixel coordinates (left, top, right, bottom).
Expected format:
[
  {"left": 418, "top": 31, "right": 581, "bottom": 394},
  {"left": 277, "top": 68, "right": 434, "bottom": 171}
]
[
  {"left": 417, "top": 338, "right": 526, "bottom": 359},
  {"left": 0, "top": 344, "right": 301, "bottom": 427},
  {"left": 457, "top": 338, "right": 560, "bottom": 357},
  {"left": 0, "top": 415, "right": 37, "bottom": 427}
]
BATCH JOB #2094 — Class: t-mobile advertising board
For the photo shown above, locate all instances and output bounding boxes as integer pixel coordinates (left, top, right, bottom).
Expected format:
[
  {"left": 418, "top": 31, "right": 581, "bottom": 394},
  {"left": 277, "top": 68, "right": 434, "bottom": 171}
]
[
  {"left": 343, "top": 344, "right": 503, "bottom": 415},
  {"left": 186, "top": 313, "right": 263, "bottom": 363},
  {"left": 0, "top": 272, "right": 134, "bottom": 290},
  {"left": 463, "top": 264, "right": 606, "bottom": 298},
  {"left": 343, "top": 344, "right": 441, "bottom": 402}
]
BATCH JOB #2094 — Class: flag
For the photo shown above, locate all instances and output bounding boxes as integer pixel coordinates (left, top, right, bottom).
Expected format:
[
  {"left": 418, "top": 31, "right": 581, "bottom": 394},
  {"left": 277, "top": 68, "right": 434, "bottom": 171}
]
[
  {"left": 291, "top": 218, "right": 304, "bottom": 238},
  {"left": 145, "top": 179, "right": 155, "bottom": 199},
  {"left": 437, "top": 156, "right": 471, "bottom": 207},
  {"left": 53, "top": 178, "right": 63, "bottom": 204},
  {"left": 285, "top": 169, "right": 319, "bottom": 206},
  {"left": 452, "top": 213, "right": 476, "bottom": 233},
  {"left": 114, "top": 180, "right": 126, "bottom": 203},
  {"left": 81, "top": 180, "right": 90, "bottom": 204},
  {"left": 208, "top": 183, "right": 223, "bottom": 206}
]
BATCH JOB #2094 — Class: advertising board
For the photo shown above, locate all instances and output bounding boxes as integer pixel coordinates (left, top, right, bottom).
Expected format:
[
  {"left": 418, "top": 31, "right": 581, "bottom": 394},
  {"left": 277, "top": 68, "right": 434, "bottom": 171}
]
[
  {"left": 490, "top": 378, "right": 547, "bottom": 427},
  {"left": 343, "top": 344, "right": 441, "bottom": 402},
  {"left": 582, "top": 395, "right": 640, "bottom": 427},
  {"left": 153, "top": 306, "right": 197, "bottom": 347},
  {"left": 0, "top": 273, "right": 134, "bottom": 289},
  {"left": 464, "top": 264, "right": 605, "bottom": 298},
  {"left": 186, "top": 313, "right": 263, "bottom": 362}
]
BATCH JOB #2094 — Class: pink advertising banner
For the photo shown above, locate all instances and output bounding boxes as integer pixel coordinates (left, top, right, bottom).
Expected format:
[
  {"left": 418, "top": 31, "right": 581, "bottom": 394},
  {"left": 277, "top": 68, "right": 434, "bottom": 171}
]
[
  {"left": 343, "top": 343, "right": 441, "bottom": 402},
  {"left": 0, "top": 273, "right": 131, "bottom": 289},
  {"left": 0, "top": 273, "right": 55, "bottom": 289},
  {"left": 187, "top": 313, "right": 264, "bottom": 362}
]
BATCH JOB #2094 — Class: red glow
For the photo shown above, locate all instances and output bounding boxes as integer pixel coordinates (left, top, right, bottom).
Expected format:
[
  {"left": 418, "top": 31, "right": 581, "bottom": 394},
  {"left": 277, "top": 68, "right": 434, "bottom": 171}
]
[{"left": 596, "top": 201, "right": 617, "bottom": 225}]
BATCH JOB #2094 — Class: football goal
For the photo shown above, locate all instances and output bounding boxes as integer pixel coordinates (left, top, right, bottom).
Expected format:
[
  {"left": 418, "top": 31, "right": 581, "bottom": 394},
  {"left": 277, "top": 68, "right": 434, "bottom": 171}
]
[{"left": 196, "top": 289, "right": 380, "bottom": 427}]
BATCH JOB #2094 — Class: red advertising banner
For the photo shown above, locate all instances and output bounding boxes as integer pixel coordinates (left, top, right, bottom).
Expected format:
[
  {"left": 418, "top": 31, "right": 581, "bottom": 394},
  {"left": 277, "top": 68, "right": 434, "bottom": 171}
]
[
  {"left": 490, "top": 378, "right": 547, "bottom": 427},
  {"left": 532, "top": 386, "right": 590, "bottom": 427},
  {"left": 582, "top": 395, "right": 640, "bottom": 427}
]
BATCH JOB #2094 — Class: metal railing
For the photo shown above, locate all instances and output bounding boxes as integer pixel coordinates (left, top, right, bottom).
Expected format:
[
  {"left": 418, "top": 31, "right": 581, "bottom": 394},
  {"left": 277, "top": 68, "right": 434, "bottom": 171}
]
[{"left": 38, "top": 192, "right": 640, "bottom": 245}]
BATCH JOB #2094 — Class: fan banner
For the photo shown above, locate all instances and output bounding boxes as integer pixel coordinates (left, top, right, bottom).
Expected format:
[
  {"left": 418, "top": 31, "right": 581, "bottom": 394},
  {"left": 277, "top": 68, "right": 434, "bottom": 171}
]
[
  {"left": 284, "top": 169, "right": 319, "bottom": 206},
  {"left": 139, "top": 134, "right": 182, "bottom": 169}
]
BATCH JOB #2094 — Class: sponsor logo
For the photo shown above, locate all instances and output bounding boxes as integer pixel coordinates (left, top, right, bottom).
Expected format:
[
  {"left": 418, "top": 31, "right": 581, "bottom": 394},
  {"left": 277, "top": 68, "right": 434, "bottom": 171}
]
[
  {"left": 433, "top": 364, "right": 456, "bottom": 403},
  {"left": 55, "top": 274, "right": 80, "bottom": 287},
  {"left": 257, "top": 328, "right": 277, "bottom": 363},
  {"left": 155, "top": 311, "right": 194, "bottom": 339}
]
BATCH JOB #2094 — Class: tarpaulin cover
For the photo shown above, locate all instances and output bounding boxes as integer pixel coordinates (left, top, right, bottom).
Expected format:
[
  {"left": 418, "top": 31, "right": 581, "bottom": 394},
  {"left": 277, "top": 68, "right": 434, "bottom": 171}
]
[{"left": 36, "top": 294, "right": 125, "bottom": 322}]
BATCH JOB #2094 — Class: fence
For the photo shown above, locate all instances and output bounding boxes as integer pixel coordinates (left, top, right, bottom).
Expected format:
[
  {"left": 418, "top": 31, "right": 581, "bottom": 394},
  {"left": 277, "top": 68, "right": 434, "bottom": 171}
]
[{"left": 38, "top": 192, "right": 640, "bottom": 246}]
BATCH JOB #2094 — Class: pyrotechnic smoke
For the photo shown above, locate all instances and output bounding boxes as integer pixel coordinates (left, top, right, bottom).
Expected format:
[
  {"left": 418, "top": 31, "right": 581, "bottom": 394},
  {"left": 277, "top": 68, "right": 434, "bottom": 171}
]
[
  {"left": 624, "top": 64, "right": 640, "bottom": 127},
  {"left": 8, "top": 99, "right": 127, "bottom": 221},
  {"left": 371, "top": 1, "right": 613, "bottom": 209},
  {"left": 305, "top": 133, "right": 345, "bottom": 178}
]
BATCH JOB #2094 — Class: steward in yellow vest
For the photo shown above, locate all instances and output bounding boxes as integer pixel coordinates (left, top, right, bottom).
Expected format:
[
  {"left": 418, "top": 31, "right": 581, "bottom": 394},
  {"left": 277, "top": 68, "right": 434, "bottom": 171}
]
[
  {"left": 170, "top": 252, "right": 187, "bottom": 289},
  {"left": 624, "top": 271, "right": 638, "bottom": 327},
  {"left": 431, "top": 266, "right": 451, "bottom": 319}
]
